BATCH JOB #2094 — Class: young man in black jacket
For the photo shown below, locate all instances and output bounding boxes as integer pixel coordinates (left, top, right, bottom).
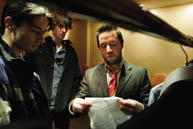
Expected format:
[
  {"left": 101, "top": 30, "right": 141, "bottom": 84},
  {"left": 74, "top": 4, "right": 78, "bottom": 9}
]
[
  {"left": 34, "top": 13, "right": 82, "bottom": 129},
  {"left": 0, "top": 0, "right": 52, "bottom": 127}
]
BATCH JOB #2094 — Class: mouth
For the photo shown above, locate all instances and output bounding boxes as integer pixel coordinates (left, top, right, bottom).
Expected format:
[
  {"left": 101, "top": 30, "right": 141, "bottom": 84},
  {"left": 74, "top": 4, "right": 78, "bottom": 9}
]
[
  {"left": 107, "top": 54, "right": 114, "bottom": 58},
  {"left": 106, "top": 56, "right": 115, "bottom": 61},
  {"left": 61, "top": 33, "right": 66, "bottom": 37}
]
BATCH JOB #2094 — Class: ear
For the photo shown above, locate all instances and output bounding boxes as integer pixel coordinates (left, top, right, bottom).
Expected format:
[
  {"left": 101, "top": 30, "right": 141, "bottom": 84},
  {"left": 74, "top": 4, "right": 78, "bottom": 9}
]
[{"left": 4, "top": 16, "right": 16, "bottom": 31}]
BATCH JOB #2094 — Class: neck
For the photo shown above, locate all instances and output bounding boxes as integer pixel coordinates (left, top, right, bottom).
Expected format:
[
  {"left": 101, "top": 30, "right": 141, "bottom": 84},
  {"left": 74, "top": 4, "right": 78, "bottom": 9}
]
[
  {"left": 109, "top": 57, "right": 123, "bottom": 69},
  {"left": 2, "top": 31, "right": 25, "bottom": 56},
  {"left": 2, "top": 31, "right": 13, "bottom": 48},
  {"left": 106, "top": 62, "right": 122, "bottom": 72},
  {"left": 56, "top": 45, "right": 63, "bottom": 53},
  {"left": 109, "top": 64, "right": 120, "bottom": 69},
  {"left": 51, "top": 35, "right": 64, "bottom": 53},
  {"left": 52, "top": 35, "right": 63, "bottom": 46},
  {"left": 12, "top": 46, "right": 25, "bottom": 56}
]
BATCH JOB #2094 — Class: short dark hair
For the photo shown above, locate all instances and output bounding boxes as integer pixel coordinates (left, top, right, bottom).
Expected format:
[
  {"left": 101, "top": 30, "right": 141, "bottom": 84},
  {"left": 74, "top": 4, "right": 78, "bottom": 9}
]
[
  {"left": 0, "top": 0, "right": 52, "bottom": 34},
  {"left": 52, "top": 12, "right": 72, "bottom": 29},
  {"left": 96, "top": 24, "right": 124, "bottom": 48}
]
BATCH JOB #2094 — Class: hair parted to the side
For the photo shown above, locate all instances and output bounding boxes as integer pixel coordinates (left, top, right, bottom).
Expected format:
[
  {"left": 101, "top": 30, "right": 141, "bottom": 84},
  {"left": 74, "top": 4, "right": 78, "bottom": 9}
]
[
  {"left": 0, "top": 0, "right": 52, "bottom": 34},
  {"left": 51, "top": 12, "right": 72, "bottom": 30},
  {"left": 96, "top": 24, "right": 124, "bottom": 48}
]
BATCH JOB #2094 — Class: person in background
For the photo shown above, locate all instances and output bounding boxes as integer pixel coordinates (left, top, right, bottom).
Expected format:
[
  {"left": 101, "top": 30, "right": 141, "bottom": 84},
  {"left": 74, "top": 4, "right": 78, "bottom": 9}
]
[
  {"left": 34, "top": 12, "right": 82, "bottom": 129},
  {"left": 70, "top": 24, "right": 151, "bottom": 116},
  {"left": 0, "top": 0, "right": 52, "bottom": 127}
]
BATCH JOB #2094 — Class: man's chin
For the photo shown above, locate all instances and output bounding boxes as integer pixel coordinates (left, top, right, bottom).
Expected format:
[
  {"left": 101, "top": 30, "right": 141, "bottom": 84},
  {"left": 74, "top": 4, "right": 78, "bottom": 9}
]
[
  {"left": 105, "top": 58, "right": 122, "bottom": 65},
  {"left": 106, "top": 60, "right": 116, "bottom": 65},
  {"left": 60, "top": 35, "right": 65, "bottom": 39}
]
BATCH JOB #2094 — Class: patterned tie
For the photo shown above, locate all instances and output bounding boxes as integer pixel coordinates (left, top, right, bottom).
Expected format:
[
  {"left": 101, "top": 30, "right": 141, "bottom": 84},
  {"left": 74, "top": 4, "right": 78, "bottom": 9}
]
[{"left": 108, "top": 73, "right": 116, "bottom": 97}]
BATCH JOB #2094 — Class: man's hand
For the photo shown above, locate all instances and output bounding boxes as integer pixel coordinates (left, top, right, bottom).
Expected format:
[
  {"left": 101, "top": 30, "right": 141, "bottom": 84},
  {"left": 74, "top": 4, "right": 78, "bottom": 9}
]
[
  {"left": 72, "top": 98, "right": 92, "bottom": 114},
  {"left": 117, "top": 99, "right": 144, "bottom": 115}
]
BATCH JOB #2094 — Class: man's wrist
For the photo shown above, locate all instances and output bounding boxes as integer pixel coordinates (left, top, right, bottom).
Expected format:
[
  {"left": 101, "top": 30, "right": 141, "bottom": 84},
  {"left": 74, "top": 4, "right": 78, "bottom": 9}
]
[{"left": 68, "top": 100, "right": 76, "bottom": 115}]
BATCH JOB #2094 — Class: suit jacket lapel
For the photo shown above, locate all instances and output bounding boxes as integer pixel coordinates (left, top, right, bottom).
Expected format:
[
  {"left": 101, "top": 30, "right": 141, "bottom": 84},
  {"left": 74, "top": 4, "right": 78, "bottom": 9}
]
[
  {"left": 96, "top": 64, "right": 109, "bottom": 97},
  {"left": 116, "top": 61, "right": 133, "bottom": 95}
]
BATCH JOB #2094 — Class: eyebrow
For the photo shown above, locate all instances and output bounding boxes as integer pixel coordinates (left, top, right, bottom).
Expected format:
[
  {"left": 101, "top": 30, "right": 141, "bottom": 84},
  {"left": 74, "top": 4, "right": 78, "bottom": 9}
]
[{"left": 31, "top": 24, "right": 44, "bottom": 32}]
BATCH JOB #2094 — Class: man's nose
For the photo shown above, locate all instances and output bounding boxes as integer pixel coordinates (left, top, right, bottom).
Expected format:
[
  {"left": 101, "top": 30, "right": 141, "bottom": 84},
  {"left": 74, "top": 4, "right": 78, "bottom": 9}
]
[
  {"left": 62, "top": 27, "right": 68, "bottom": 33},
  {"left": 106, "top": 45, "right": 112, "bottom": 52}
]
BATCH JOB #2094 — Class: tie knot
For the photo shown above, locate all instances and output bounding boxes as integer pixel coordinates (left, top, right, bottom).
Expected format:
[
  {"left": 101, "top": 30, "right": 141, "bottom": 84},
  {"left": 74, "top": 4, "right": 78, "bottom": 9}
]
[{"left": 111, "top": 73, "right": 116, "bottom": 78}]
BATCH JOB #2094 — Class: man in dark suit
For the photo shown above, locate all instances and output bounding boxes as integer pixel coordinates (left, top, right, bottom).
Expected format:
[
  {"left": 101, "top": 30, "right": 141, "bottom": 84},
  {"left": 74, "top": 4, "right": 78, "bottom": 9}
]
[{"left": 70, "top": 24, "right": 151, "bottom": 116}]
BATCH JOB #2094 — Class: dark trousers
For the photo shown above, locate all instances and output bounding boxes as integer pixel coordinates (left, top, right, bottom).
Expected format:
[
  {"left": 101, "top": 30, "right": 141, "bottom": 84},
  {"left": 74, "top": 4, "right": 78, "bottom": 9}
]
[{"left": 51, "top": 109, "right": 70, "bottom": 129}]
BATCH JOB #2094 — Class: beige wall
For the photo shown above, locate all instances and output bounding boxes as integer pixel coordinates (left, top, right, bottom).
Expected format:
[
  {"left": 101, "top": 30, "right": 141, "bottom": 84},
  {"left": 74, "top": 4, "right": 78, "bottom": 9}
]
[
  {"left": 123, "top": 3, "right": 193, "bottom": 78},
  {"left": 67, "top": 19, "right": 87, "bottom": 65},
  {"left": 70, "top": 3, "right": 193, "bottom": 80}
]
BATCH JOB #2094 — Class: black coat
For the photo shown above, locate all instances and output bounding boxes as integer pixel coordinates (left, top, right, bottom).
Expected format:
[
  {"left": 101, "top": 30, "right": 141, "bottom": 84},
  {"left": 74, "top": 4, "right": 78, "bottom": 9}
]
[
  {"left": 34, "top": 37, "right": 82, "bottom": 112},
  {"left": 0, "top": 37, "right": 51, "bottom": 125}
]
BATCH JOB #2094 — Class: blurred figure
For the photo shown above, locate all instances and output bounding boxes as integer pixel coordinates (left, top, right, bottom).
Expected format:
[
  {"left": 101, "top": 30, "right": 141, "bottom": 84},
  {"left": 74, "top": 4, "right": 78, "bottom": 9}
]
[
  {"left": 117, "top": 63, "right": 193, "bottom": 129},
  {"left": 70, "top": 24, "right": 151, "bottom": 116},
  {"left": 0, "top": 0, "right": 52, "bottom": 127},
  {"left": 34, "top": 12, "right": 82, "bottom": 129},
  {"left": 0, "top": 98, "right": 11, "bottom": 126},
  {"left": 0, "top": 119, "right": 51, "bottom": 129}
]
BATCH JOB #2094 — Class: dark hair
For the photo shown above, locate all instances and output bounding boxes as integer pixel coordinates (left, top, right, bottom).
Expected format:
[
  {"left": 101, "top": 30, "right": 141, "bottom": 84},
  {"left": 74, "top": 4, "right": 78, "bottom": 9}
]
[
  {"left": 96, "top": 24, "right": 124, "bottom": 48},
  {"left": 52, "top": 12, "right": 72, "bottom": 29},
  {"left": 0, "top": 0, "right": 52, "bottom": 34}
]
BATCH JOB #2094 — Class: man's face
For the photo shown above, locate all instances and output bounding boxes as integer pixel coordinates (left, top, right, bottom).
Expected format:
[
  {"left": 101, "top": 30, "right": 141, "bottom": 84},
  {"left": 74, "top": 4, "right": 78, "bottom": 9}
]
[
  {"left": 98, "top": 30, "right": 123, "bottom": 65},
  {"left": 13, "top": 16, "right": 49, "bottom": 53},
  {"left": 52, "top": 22, "right": 68, "bottom": 40}
]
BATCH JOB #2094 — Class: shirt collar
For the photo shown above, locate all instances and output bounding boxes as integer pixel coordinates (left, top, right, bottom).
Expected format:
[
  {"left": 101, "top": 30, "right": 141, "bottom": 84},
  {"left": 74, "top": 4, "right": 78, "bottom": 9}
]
[{"left": 105, "top": 60, "right": 123, "bottom": 74}]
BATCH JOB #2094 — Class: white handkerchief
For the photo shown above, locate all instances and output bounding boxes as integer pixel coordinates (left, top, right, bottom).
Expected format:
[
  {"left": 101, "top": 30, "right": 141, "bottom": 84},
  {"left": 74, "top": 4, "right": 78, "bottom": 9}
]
[{"left": 85, "top": 97, "right": 132, "bottom": 129}]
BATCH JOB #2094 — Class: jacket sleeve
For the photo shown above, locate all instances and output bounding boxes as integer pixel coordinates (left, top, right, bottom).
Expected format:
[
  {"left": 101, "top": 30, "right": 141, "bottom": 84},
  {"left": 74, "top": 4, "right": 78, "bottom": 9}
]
[
  {"left": 0, "top": 98, "right": 12, "bottom": 126},
  {"left": 0, "top": 59, "right": 12, "bottom": 126},
  {"left": 74, "top": 70, "right": 91, "bottom": 98},
  {"left": 68, "top": 70, "right": 90, "bottom": 115},
  {"left": 0, "top": 59, "right": 9, "bottom": 86},
  {"left": 70, "top": 47, "right": 83, "bottom": 101}
]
